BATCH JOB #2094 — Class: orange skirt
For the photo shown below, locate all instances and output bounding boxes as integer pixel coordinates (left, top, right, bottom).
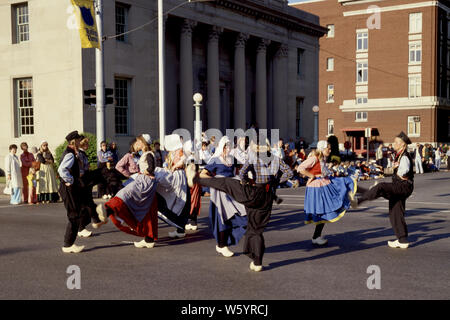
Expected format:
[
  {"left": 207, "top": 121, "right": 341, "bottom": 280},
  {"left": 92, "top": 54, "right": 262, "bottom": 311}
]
[
  {"left": 190, "top": 183, "right": 202, "bottom": 217},
  {"left": 105, "top": 196, "right": 158, "bottom": 240}
]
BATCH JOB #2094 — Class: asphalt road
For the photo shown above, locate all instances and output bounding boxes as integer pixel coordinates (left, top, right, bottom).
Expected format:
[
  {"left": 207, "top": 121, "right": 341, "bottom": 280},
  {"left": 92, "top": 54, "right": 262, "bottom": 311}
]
[{"left": 0, "top": 172, "right": 449, "bottom": 300}]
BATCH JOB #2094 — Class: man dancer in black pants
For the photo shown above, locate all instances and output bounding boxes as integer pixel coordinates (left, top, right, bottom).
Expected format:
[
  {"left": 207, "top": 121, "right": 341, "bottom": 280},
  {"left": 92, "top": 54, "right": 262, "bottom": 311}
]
[
  {"left": 351, "top": 131, "right": 414, "bottom": 249},
  {"left": 58, "top": 131, "right": 85, "bottom": 253},
  {"left": 187, "top": 140, "right": 292, "bottom": 271}
]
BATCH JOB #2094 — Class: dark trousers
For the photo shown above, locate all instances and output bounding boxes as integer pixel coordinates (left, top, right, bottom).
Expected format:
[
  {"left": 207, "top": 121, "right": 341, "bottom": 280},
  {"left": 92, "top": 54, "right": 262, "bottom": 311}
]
[
  {"left": 59, "top": 183, "right": 83, "bottom": 247},
  {"left": 358, "top": 181, "right": 413, "bottom": 243},
  {"left": 197, "top": 177, "right": 273, "bottom": 265},
  {"left": 157, "top": 187, "right": 191, "bottom": 233},
  {"left": 78, "top": 169, "right": 103, "bottom": 231}
]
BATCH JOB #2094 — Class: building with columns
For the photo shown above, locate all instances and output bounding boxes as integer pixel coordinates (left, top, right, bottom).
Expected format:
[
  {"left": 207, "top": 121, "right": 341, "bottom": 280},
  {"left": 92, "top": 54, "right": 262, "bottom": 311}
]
[
  {"left": 292, "top": 0, "right": 450, "bottom": 155},
  {"left": 0, "top": 0, "right": 326, "bottom": 167}
]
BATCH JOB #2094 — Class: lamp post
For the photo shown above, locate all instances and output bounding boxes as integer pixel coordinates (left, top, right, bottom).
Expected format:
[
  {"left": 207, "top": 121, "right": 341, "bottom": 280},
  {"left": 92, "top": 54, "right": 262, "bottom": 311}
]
[
  {"left": 311, "top": 105, "right": 319, "bottom": 148},
  {"left": 95, "top": 0, "right": 105, "bottom": 153},
  {"left": 158, "top": 0, "right": 166, "bottom": 148},
  {"left": 193, "top": 93, "right": 203, "bottom": 162}
]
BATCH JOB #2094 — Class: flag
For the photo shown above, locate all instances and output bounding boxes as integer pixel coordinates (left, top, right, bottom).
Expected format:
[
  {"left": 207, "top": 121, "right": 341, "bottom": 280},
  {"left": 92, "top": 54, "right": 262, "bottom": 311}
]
[{"left": 71, "top": 0, "right": 100, "bottom": 49}]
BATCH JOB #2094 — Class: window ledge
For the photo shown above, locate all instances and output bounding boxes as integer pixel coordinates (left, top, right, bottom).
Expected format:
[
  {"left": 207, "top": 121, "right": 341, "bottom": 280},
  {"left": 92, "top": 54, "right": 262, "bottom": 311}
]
[{"left": 326, "top": 100, "right": 335, "bottom": 104}]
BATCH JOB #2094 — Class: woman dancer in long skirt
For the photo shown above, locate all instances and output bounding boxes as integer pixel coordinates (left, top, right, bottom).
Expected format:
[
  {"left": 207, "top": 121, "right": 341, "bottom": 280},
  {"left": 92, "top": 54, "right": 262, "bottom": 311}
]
[
  {"left": 200, "top": 136, "right": 247, "bottom": 257},
  {"left": 297, "top": 140, "right": 357, "bottom": 245}
]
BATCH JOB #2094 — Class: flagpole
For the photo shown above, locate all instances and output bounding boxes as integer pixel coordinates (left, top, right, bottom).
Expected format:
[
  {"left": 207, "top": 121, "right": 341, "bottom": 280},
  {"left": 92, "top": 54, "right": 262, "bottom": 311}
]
[{"left": 95, "top": 0, "right": 105, "bottom": 153}]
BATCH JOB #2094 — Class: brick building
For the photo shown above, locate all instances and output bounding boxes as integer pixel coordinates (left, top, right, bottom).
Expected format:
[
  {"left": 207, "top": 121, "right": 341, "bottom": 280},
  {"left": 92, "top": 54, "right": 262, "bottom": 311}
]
[{"left": 291, "top": 0, "right": 450, "bottom": 154}]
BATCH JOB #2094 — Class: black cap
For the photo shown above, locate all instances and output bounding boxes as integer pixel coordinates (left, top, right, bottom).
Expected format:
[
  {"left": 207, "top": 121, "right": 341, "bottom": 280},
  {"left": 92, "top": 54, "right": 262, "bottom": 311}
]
[
  {"left": 397, "top": 131, "right": 412, "bottom": 145},
  {"left": 65, "top": 130, "right": 81, "bottom": 142}
]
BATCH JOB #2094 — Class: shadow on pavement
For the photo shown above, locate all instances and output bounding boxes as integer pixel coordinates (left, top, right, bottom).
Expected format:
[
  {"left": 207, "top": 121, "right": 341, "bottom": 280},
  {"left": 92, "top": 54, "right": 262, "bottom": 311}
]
[{"left": 266, "top": 220, "right": 449, "bottom": 271}]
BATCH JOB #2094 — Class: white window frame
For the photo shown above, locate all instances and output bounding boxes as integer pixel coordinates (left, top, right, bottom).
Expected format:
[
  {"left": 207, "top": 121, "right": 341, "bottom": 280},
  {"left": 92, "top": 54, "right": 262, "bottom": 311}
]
[
  {"left": 14, "top": 3, "right": 29, "bottom": 43},
  {"left": 327, "top": 84, "right": 334, "bottom": 103},
  {"left": 327, "top": 24, "right": 335, "bottom": 38},
  {"left": 409, "top": 13, "right": 422, "bottom": 34},
  {"left": 356, "top": 61, "right": 368, "bottom": 84},
  {"left": 408, "top": 75, "right": 422, "bottom": 98},
  {"left": 356, "top": 32, "right": 368, "bottom": 52},
  {"left": 115, "top": 2, "right": 129, "bottom": 42},
  {"left": 409, "top": 42, "right": 422, "bottom": 65},
  {"left": 326, "top": 57, "right": 334, "bottom": 71},
  {"left": 356, "top": 96, "right": 368, "bottom": 104},
  {"left": 407, "top": 116, "right": 421, "bottom": 137},
  {"left": 114, "top": 77, "right": 131, "bottom": 135},
  {"left": 15, "top": 78, "right": 34, "bottom": 137},
  {"left": 327, "top": 119, "right": 334, "bottom": 136},
  {"left": 355, "top": 111, "right": 368, "bottom": 122}
]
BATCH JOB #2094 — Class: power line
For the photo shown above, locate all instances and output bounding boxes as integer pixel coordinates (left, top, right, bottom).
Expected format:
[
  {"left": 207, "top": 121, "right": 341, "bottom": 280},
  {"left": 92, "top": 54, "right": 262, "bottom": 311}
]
[{"left": 106, "top": 0, "right": 215, "bottom": 40}]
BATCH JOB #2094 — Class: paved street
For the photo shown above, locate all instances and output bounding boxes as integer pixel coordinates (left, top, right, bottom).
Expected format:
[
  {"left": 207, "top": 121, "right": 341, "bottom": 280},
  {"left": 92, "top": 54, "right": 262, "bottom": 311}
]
[{"left": 0, "top": 172, "right": 449, "bottom": 300}]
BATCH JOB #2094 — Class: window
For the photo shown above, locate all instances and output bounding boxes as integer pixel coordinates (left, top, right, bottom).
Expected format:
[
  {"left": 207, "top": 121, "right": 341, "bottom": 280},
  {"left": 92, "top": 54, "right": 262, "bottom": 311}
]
[
  {"left": 115, "top": 2, "right": 129, "bottom": 42},
  {"left": 296, "top": 97, "right": 304, "bottom": 138},
  {"left": 408, "top": 116, "right": 421, "bottom": 136},
  {"left": 327, "top": 119, "right": 334, "bottom": 136},
  {"left": 356, "top": 96, "right": 368, "bottom": 104},
  {"left": 409, "top": 42, "right": 422, "bottom": 64},
  {"left": 326, "top": 58, "right": 334, "bottom": 71},
  {"left": 356, "top": 111, "right": 368, "bottom": 122},
  {"left": 356, "top": 32, "right": 368, "bottom": 51},
  {"left": 357, "top": 62, "right": 368, "bottom": 83},
  {"left": 115, "top": 78, "right": 130, "bottom": 135},
  {"left": 409, "top": 76, "right": 421, "bottom": 98},
  {"left": 448, "top": 116, "right": 450, "bottom": 137},
  {"left": 13, "top": 3, "right": 29, "bottom": 43},
  {"left": 327, "top": 84, "right": 334, "bottom": 102},
  {"left": 327, "top": 24, "right": 335, "bottom": 38},
  {"left": 297, "top": 48, "right": 305, "bottom": 76},
  {"left": 15, "top": 78, "right": 34, "bottom": 136},
  {"left": 409, "top": 13, "right": 422, "bottom": 34}
]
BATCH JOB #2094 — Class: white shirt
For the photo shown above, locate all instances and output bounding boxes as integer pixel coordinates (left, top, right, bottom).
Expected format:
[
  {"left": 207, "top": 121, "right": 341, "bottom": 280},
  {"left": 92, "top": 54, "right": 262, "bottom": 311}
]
[{"left": 397, "top": 156, "right": 411, "bottom": 177}]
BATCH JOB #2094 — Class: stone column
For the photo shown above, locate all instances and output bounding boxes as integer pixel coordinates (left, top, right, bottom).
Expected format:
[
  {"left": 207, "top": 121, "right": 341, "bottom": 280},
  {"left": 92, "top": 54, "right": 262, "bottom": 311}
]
[
  {"left": 207, "top": 26, "right": 223, "bottom": 130},
  {"left": 255, "top": 38, "right": 270, "bottom": 130},
  {"left": 273, "top": 43, "right": 289, "bottom": 139},
  {"left": 234, "top": 33, "right": 249, "bottom": 130},
  {"left": 180, "top": 19, "right": 197, "bottom": 133}
]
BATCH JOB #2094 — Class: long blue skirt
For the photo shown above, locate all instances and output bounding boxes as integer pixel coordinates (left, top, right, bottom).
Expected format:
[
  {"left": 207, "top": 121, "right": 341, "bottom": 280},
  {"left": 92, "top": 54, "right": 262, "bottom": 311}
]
[
  {"left": 304, "top": 176, "right": 357, "bottom": 225},
  {"left": 10, "top": 187, "right": 22, "bottom": 205},
  {"left": 209, "top": 202, "right": 247, "bottom": 247}
]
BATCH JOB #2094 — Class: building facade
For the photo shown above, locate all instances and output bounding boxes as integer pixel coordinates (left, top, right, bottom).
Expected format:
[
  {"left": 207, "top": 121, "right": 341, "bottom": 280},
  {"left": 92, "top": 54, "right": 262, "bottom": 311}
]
[
  {"left": 291, "top": 0, "right": 450, "bottom": 154},
  {"left": 0, "top": 0, "right": 326, "bottom": 167}
]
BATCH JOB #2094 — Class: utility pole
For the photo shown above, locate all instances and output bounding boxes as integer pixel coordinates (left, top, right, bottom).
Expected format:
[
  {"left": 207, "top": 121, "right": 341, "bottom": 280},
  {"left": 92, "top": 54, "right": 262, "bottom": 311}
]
[
  {"left": 95, "top": 0, "right": 105, "bottom": 153},
  {"left": 158, "top": 0, "right": 166, "bottom": 148}
]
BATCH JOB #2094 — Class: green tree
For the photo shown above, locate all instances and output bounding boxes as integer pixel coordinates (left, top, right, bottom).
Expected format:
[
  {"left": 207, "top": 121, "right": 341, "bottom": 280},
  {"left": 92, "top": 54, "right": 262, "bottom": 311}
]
[{"left": 54, "top": 132, "right": 99, "bottom": 170}]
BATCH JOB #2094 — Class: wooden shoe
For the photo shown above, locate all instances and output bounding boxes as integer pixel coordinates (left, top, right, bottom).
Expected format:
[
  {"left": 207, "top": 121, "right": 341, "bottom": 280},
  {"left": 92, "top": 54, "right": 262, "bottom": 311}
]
[
  {"left": 168, "top": 230, "right": 186, "bottom": 238},
  {"left": 388, "top": 239, "right": 409, "bottom": 249},
  {"left": 96, "top": 204, "right": 108, "bottom": 222},
  {"left": 62, "top": 244, "right": 85, "bottom": 253},
  {"left": 216, "top": 245, "right": 234, "bottom": 257},
  {"left": 134, "top": 239, "right": 155, "bottom": 248},
  {"left": 312, "top": 236, "right": 328, "bottom": 245},
  {"left": 92, "top": 221, "right": 108, "bottom": 229},
  {"left": 249, "top": 262, "right": 263, "bottom": 272},
  {"left": 77, "top": 229, "right": 92, "bottom": 238}
]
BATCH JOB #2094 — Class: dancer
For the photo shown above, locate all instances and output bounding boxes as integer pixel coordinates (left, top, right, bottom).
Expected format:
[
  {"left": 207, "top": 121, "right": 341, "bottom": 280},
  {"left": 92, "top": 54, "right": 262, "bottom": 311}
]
[
  {"left": 97, "top": 134, "right": 159, "bottom": 248},
  {"left": 351, "top": 132, "right": 414, "bottom": 249},
  {"left": 160, "top": 134, "right": 190, "bottom": 238},
  {"left": 201, "top": 136, "right": 247, "bottom": 257},
  {"left": 187, "top": 139, "right": 292, "bottom": 272},
  {"left": 297, "top": 140, "right": 357, "bottom": 246},
  {"left": 77, "top": 135, "right": 107, "bottom": 238},
  {"left": 58, "top": 131, "right": 85, "bottom": 253}
]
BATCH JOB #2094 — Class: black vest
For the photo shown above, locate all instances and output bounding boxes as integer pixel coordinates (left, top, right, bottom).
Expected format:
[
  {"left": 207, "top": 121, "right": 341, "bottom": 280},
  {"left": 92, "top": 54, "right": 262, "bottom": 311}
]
[
  {"left": 393, "top": 150, "right": 414, "bottom": 183},
  {"left": 60, "top": 147, "right": 80, "bottom": 183}
]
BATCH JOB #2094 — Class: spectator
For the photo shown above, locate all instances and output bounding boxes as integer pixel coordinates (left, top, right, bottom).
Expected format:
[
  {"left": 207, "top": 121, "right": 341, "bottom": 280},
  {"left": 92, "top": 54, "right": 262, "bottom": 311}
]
[
  {"left": 5, "top": 144, "right": 23, "bottom": 205},
  {"left": 447, "top": 148, "right": 450, "bottom": 170},
  {"left": 109, "top": 141, "right": 119, "bottom": 165},
  {"left": 26, "top": 167, "right": 37, "bottom": 205},
  {"left": 386, "top": 143, "right": 394, "bottom": 168},
  {"left": 298, "top": 148, "right": 306, "bottom": 162},
  {"left": 434, "top": 146, "right": 442, "bottom": 171},
  {"left": 375, "top": 144, "right": 384, "bottom": 167},
  {"left": 20, "top": 142, "right": 35, "bottom": 204},
  {"left": 97, "top": 140, "right": 114, "bottom": 199},
  {"left": 36, "top": 141, "right": 59, "bottom": 203},
  {"left": 414, "top": 143, "right": 424, "bottom": 174}
]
